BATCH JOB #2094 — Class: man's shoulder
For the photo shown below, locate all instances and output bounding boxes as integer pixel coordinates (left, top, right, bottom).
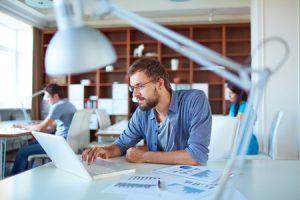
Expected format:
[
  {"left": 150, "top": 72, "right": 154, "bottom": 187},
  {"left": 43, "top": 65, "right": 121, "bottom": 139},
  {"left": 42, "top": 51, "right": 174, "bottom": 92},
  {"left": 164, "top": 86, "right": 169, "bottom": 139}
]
[
  {"left": 175, "top": 89, "right": 206, "bottom": 99},
  {"left": 52, "top": 100, "right": 76, "bottom": 111}
]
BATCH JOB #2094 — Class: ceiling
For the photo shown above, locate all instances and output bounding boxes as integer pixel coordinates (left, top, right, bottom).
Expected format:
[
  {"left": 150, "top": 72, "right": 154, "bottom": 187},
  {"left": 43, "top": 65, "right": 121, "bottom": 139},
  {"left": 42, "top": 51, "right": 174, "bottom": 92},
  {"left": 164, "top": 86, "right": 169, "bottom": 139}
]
[{"left": 0, "top": 0, "right": 250, "bottom": 29}]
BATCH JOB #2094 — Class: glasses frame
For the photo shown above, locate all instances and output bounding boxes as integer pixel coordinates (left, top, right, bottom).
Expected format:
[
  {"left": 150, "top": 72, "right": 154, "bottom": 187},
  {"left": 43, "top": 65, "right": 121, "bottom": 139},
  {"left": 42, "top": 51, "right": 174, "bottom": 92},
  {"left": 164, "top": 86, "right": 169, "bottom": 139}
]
[{"left": 128, "top": 80, "right": 154, "bottom": 93}]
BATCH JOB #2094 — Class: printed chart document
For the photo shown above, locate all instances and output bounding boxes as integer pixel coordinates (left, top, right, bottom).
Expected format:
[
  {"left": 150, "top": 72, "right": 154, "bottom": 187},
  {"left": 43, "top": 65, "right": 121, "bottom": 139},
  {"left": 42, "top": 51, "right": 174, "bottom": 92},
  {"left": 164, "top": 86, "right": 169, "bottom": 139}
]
[
  {"left": 103, "top": 166, "right": 246, "bottom": 200},
  {"left": 155, "top": 165, "right": 223, "bottom": 183},
  {"left": 104, "top": 173, "right": 219, "bottom": 200},
  {"left": 103, "top": 175, "right": 161, "bottom": 195}
]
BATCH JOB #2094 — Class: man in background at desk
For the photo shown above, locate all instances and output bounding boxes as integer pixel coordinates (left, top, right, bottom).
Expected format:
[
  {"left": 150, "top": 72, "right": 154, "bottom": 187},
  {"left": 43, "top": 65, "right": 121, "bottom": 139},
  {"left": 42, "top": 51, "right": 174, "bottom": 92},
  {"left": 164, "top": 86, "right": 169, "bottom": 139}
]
[
  {"left": 83, "top": 58, "right": 212, "bottom": 166},
  {"left": 11, "top": 83, "right": 77, "bottom": 175}
]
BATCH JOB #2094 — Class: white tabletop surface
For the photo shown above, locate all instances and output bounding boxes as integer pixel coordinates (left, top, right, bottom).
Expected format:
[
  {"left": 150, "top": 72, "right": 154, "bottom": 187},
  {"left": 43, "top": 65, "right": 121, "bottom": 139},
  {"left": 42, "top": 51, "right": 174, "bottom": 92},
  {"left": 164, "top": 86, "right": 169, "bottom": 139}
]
[{"left": 0, "top": 157, "right": 299, "bottom": 200}]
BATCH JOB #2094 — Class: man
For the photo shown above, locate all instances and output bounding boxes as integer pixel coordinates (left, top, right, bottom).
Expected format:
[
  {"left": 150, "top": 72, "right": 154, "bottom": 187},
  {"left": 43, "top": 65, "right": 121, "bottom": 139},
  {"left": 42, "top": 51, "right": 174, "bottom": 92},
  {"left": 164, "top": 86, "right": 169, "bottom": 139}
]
[
  {"left": 11, "top": 83, "right": 77, "bottom": 175},
  {"left": 82, "top": 58, "right": 212, "bottom": 165}
]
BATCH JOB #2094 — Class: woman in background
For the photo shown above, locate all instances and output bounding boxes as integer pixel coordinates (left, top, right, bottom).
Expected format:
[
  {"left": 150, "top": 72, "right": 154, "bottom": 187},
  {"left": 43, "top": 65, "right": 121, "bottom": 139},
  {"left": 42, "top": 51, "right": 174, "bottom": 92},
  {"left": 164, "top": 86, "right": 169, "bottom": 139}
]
[{"left": 227, "top": 82, "right": 259, "bottom": 155}]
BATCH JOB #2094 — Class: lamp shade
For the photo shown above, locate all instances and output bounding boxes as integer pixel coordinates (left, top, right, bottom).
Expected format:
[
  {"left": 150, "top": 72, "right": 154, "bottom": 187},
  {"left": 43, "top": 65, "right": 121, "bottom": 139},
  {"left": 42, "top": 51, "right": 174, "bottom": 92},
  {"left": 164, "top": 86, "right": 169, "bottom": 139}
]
[{"left": 45, "top": 25, "right": 117, "bottom": 75}]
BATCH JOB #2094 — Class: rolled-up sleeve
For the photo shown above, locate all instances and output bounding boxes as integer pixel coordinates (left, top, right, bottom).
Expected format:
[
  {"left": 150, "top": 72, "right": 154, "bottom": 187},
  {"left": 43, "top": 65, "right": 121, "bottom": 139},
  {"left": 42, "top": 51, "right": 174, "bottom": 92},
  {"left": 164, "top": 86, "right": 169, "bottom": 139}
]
[
  {"left": 185, "top": 91, "right": 212, "bottom": 164},
  {"left": 113, "top": 110, "right": 144, "bottom": 155}
]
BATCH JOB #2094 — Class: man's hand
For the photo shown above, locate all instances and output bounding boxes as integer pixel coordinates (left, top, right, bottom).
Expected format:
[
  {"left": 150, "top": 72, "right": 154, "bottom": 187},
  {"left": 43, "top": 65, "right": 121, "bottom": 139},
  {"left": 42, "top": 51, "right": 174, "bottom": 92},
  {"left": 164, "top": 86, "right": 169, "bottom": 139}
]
[
  {"left": 126, "top": 147, "right": 147, "bottom": 163},
  {"left": 81, "top": 144, "right": 121, "bottom": 165},
  {"left": 12, "top": 124, "right": 23, "bottom": 128},
  {"left": 82, "top": 147, "right": 110, "bottom": 165}
]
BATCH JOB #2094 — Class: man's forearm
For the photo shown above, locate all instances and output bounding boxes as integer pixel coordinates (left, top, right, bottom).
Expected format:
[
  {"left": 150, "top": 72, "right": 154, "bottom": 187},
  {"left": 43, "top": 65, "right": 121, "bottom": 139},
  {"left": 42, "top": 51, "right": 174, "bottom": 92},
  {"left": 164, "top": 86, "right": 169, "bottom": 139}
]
[{"left": 142, "top": 150, "right": 202, "bottom": 166}]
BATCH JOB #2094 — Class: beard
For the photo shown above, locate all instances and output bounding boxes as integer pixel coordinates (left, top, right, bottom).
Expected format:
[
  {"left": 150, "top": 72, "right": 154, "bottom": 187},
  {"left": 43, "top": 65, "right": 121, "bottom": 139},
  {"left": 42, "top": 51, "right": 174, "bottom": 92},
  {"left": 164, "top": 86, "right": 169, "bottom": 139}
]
[{"left": 138, "top": 89, "right": 159, "bottom": 111}]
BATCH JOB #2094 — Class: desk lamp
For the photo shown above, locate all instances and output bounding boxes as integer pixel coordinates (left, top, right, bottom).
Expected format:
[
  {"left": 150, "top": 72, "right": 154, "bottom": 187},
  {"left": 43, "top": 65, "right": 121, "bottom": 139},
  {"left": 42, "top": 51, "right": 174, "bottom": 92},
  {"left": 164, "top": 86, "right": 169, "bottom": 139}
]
[
  {"left": 20, "top": 90, "right": 45, "bottom": 124},
  {"left": 45, "top": 0, "right": 288, "bottom": 198}
]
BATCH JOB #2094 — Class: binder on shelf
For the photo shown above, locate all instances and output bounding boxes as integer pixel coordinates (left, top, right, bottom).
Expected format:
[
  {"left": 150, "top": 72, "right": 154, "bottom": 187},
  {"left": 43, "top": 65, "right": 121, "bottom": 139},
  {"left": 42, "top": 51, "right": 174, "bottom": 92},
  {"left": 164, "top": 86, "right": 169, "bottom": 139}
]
[
  {"left": 113, "top": 99, "right": 128, "bottom": 115},
  {"left": 112, "top": 83, "right": 128, "bottom": 99},
  {"left": 98, "top": 98, "right": 113, "bottom": 115},
  {"left": 70, "top": 100, "right": 84, "bottom": 110},
  {"left": 69, "top": 84, "right": 84, "bottom": 100},
  {"left": 192, "top": 83, "right": 209, "bottom": 97}
]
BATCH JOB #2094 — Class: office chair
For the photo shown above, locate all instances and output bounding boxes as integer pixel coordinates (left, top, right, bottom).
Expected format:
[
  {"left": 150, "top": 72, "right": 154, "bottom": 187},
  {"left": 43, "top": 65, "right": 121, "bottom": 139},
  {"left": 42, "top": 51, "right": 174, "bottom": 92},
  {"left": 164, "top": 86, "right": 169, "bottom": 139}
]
[
  {"left": 208, "top": 115, "right": 240, "bottom": 161},
  {"left": 66, "top": 109, "right": 93, "bottom": 153},
  {"left": 95, "top": 109, "right": 114, "bottom": 143},
  {"left": 96, "top": 109, "right": 111, "bottom": 130},
  {"left": 267, "top": 111, "right": 284, "bottom": 159},
  {"left": 28, "top": 109, "right": 93, "bottom": 168},
  {"left": 244, "top": 111, "right": 284, "bottom": 160}
]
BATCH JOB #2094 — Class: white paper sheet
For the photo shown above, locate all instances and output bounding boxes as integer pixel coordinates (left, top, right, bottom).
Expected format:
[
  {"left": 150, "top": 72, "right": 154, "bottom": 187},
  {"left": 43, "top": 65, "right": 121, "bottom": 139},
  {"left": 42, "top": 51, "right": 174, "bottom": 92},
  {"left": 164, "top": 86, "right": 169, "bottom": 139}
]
[{"left": 155, "top": 165, "right": 222, "bottom": 183}]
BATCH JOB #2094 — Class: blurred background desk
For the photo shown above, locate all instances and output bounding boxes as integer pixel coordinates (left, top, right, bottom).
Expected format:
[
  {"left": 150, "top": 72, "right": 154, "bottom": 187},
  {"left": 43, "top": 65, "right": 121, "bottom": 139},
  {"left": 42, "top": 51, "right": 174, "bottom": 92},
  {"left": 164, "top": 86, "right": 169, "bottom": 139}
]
[
  {"left": 0, "top": 121, "right": 33, "bottom": 179},
  {"left": 95, "top": 120, "right": 128, "bottom": 144},
  {"left": 0, "top": 158, "right": 299, "bottom": 200}
]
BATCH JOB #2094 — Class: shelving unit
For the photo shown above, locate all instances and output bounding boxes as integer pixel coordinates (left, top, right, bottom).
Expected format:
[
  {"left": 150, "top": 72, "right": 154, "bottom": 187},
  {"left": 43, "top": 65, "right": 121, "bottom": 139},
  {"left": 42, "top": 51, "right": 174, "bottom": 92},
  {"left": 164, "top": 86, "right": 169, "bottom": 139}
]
[{"left": 41, "top": 23, "right": 250, "bottom": 118}]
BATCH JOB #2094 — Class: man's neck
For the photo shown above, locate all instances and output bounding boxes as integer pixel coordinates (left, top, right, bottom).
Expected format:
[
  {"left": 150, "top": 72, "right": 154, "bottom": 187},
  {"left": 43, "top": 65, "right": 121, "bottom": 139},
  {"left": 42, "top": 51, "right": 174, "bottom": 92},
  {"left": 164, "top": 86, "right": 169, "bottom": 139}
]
[{"left": 155, "top": 89, "right": 171, "bottom": 123}]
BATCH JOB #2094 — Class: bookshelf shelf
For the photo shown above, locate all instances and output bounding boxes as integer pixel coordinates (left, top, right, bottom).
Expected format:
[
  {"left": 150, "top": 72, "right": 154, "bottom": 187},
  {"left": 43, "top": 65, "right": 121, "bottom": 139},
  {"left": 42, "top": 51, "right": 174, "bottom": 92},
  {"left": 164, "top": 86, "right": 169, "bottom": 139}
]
[{"left": 42, "top": 23, "right": 250, "bottom": 115}]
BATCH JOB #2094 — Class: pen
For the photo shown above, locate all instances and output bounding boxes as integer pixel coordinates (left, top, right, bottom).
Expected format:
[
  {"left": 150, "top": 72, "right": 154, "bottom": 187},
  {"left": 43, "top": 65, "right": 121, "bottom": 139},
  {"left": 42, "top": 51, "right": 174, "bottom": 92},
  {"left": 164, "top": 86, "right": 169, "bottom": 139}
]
[{"left": 157, "top": 178, "right": 161, "bottom": 190}]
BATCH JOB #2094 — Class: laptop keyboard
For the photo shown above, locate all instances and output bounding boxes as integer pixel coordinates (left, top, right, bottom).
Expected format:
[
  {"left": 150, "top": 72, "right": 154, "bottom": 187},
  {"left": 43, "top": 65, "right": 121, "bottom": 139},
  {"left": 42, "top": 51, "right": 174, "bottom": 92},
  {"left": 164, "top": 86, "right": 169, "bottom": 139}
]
[{"left": 82, "top": 162, "right": 115, "bottom": 176}]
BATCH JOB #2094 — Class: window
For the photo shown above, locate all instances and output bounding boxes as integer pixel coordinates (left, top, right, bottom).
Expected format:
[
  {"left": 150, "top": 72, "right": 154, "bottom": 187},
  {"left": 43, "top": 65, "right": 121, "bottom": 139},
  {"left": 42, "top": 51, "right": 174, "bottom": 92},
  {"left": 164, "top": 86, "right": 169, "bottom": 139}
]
[{"left": 0, "top": 13, "right": 33, "bottom": 109}]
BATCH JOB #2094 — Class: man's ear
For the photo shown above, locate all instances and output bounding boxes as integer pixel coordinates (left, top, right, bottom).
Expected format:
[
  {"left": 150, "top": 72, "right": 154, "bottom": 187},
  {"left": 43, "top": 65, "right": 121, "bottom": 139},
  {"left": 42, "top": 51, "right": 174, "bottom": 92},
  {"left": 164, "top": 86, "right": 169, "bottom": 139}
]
[
  {"left": 53, "top": 93, "right": 60, "bottom": 100},
  {"left": 158, "top": 78, "right": 165, "bottom": 89}
]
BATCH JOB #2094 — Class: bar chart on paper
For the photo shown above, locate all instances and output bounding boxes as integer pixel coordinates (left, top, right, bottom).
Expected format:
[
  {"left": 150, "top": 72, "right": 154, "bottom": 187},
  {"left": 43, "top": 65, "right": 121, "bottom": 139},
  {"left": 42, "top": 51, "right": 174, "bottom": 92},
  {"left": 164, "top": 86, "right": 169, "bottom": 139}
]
[
  {"left": 103, "top": 175, "right": 161, "bottom": 195},
  {"left": 155, "top": 165, "right": 222, "bottom": 183},
  {"left": 114, "top": 176, "right": 159, "bottom": 189},
  {"left": 168, "top": 183, "right": 204, "bottom": 194}
]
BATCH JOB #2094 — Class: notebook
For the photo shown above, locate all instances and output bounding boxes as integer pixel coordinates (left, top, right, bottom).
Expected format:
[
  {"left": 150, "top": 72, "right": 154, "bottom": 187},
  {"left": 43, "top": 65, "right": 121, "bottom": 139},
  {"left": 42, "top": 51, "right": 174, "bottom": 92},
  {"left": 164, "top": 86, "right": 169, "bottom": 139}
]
[{"left": 32, "top": 131, "right": 135, "bottom": 180}]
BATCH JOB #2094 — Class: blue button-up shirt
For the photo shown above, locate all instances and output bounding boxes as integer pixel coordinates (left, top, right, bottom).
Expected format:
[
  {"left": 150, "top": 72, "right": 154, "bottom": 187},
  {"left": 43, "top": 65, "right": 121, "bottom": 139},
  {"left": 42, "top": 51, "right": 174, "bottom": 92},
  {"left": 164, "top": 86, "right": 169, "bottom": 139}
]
[{"left": 113, "top": 89, "right": 212, "bottom": 164}]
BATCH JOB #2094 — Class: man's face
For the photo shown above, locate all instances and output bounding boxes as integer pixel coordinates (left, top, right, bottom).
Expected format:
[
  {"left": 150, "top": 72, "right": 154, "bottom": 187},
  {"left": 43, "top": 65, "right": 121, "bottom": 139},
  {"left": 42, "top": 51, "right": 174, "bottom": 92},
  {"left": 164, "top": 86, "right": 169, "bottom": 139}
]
[
  {"left": 129, "top": 71, "right": 159, "bottom": 111},
  {"left": 44, "top": 92, "right": 59, "bottom": 105}
]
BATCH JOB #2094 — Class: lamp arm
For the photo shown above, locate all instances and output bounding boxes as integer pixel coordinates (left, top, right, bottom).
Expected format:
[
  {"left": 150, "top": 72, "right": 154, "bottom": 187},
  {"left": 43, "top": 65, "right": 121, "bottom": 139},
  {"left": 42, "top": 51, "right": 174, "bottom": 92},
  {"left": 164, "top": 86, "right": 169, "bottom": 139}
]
[
  {"left": 19, "top": 90, "right": 45, "bottom": 124},
  {"left": 19, "top": 101, "right": 31, "bottom": 124}
]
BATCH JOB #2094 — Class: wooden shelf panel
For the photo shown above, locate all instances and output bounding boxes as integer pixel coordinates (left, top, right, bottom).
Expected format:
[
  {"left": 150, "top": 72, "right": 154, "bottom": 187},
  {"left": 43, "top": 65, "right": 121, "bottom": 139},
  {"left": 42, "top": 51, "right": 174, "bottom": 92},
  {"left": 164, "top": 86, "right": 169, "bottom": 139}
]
[
  {"left": 192, "top": 70, "right": 223, "bottom": 83},
  {"left": 101, "top": 29, "right": 127, "bottom": 42},
  {"left": 226, "top": 26, "right": 250, "bottom": 40},
  {"left": 41, "top": 23, "right": 250, "bottom": 116},
  {"left": 210, "top": 101, "right": 223, "bottom": 114},
  {"left": 69, "top": 72, "right": 97, "bottom": 85},
  {"left": 130, "top": 30, "right": 156, "bottom": 42},
  {"left": 161, "top": 57, "right": 190, "bottom": 69},
  {"left": 169, "top": 72, "right": 190, "bottom": 84},
  {"left": 193, "top": 27, "right": 222, "bottom": 41},
  {"left": 99, "top": 69, "right": 127, "bottom": 73},
  {"left": 99, "top": 73, "right": 128, "bottom": 84}
]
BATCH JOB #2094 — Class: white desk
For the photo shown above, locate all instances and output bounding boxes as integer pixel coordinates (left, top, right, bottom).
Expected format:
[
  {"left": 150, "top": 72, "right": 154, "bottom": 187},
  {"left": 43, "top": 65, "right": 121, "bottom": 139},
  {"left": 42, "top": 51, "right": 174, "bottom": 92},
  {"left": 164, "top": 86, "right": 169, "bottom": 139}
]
[
  {"left": 0, "top": 158, "right": 299, "bottom": 200},
  {"left": 96, "top": 120, "right": 128, "bottom": 137}
]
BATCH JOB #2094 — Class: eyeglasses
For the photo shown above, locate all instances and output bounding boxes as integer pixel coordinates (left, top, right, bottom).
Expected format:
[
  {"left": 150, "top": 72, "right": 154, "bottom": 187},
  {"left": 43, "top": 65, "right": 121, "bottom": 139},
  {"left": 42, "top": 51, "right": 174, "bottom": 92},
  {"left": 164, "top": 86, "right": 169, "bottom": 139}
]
[{"left": 128, "top": 80, "right": 154, "bottom": 93}]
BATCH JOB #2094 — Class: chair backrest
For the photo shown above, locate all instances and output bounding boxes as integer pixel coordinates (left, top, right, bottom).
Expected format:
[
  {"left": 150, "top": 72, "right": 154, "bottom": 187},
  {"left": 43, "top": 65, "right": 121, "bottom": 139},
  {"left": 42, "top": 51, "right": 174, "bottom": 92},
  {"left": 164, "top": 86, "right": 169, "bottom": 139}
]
[
  {"left": 268, "top": 111, "right": 284, "bottom": 159},
  {"left": 96, "top": 109, "right": 111, "bottom": 130},
  {"left": 67, "top": 109, "right": 93, "bottom": 153},
  {"left": 208, "top": 115, "right": 240, "bottom": 161}
]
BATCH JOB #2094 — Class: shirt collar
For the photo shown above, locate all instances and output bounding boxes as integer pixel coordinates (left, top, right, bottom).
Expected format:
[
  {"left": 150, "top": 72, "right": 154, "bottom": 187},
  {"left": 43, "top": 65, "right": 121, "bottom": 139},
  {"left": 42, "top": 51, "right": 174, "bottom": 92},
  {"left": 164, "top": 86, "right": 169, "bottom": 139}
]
[{"left": 150, "top": 90, "right": 177, "bottom": 120}]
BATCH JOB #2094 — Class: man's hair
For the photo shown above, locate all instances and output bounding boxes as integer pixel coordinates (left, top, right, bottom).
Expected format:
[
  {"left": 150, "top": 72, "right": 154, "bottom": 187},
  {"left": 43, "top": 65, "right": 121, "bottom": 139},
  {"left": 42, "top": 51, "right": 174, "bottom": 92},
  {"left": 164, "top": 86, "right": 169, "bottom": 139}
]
[
  {"left": 44, "top": 83, "right": 64, "bottom": 99},
  {"left": 127, "top": 58, "right": 171, "bottom": 91}
]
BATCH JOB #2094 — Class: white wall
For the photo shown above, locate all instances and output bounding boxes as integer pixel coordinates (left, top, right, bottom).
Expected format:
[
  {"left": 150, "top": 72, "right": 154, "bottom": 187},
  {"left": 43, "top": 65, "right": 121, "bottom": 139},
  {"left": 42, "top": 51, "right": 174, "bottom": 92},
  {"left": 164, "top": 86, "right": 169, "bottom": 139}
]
[{"left": 251, "top": 0, "right": 300, "bottom": 159}]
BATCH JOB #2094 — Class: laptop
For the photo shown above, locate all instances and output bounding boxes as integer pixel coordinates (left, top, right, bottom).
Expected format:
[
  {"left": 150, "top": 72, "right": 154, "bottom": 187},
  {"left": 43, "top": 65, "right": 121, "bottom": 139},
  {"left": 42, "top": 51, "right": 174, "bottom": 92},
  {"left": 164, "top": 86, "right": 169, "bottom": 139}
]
[{"left": 32, "top": 131, "right": 135, "bottom": 180}]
